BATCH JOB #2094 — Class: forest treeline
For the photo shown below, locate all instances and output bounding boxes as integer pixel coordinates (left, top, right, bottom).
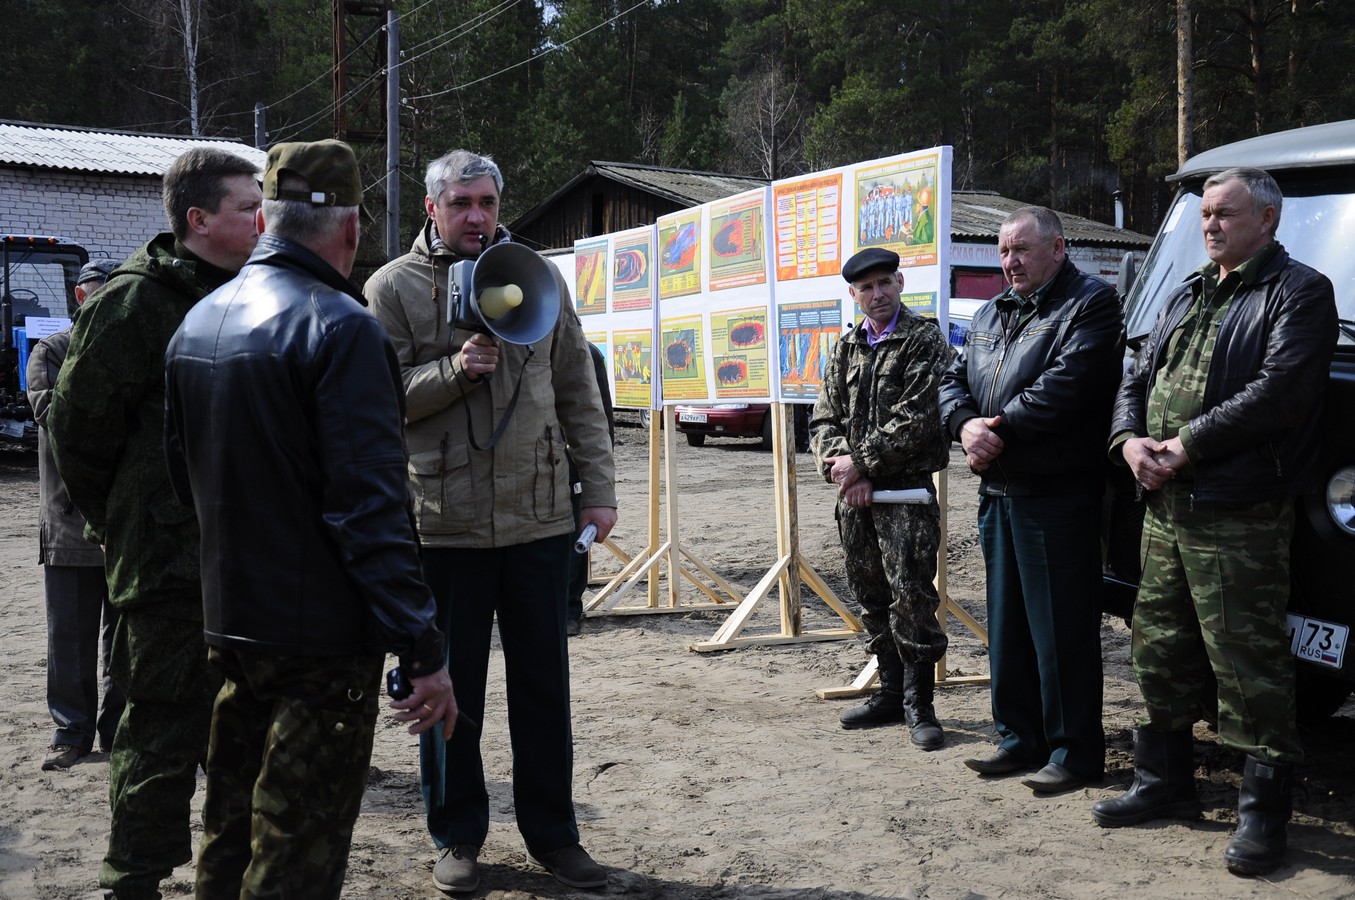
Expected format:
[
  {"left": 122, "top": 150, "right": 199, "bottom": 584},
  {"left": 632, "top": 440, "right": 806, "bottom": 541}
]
[{"left": 5, "top": 0, "right": 1354, "bottom": 237}]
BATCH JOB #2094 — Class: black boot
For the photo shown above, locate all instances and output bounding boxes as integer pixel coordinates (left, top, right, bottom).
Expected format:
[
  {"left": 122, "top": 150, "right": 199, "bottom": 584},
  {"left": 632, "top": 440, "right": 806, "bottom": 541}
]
[
  {"left": 1224, "top": 756, "right": 1293, "bottom": 877},
  {"left": 840, "top": 654, "right": 908, "bottom": 729},
  {"left": 1091, "top": 728, "right": 1201, "bottom": 827},
  {"left": 902, "top": 662, "right": 944, "bottom": 751}
]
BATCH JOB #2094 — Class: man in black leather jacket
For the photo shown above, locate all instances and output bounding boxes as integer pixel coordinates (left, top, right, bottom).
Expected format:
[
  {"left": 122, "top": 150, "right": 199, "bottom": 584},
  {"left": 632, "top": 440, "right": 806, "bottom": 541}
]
[
  {"left": 165, "top": 140, "right": 457, "bottom": 899},
  {"left": 939, "top": 206, "right": 1124, "bottom": 794},
  {"left": 1092, "top": 167, "right": 1337, "bottom": 878}
]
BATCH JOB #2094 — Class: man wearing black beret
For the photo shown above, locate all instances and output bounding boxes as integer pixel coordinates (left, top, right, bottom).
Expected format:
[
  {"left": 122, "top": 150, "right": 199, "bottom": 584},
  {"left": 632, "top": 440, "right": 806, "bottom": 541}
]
[{"left": 811, "top": 247, "right": 955, "bottom": 750}]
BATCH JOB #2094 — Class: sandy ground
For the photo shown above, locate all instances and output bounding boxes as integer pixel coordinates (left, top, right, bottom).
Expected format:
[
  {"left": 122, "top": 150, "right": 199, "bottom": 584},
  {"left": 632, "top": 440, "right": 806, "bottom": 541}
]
[{"left": 1, "top": 421, "right": 1354, "bottom": 900}]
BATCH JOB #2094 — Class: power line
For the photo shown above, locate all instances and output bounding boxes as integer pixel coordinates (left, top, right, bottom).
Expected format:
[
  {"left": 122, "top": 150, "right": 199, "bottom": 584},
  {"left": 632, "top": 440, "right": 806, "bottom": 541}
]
[{"left": 407, "top": 0, "right": 652, "bottom": 101}]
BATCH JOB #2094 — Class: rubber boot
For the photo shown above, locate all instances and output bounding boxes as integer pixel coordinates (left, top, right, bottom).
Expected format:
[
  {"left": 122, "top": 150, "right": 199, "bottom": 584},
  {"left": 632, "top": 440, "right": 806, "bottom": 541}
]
[
  {"left": 902, "top": 662, "right": 944, "bottom": 750},
  {"left": 1224, "top": 756, "right": 1293, "bottom": 877},
  {"left": 1091, "top": 728, "right": 1201, "bottom": 827},
  {"left": 840, "top": 653, "right": 908, "bottom": 729}
]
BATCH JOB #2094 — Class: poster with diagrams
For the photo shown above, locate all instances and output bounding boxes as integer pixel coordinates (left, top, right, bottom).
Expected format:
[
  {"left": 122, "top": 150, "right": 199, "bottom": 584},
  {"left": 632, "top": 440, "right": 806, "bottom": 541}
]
[
  {"left": 773, "top": 173, "right": 842, "bottom": 282},
  {"left": 777, "top": 299, "right": 843, "bottom": 400},
  {"left": 584, "top": 226, "right": 658, "bottom": 411},
  {"left": 574, "top": 238, "right": 608, "bottom": 317},
  {"left": 657, "top": 209, "right": 703, "bottom": 300},
  {"left": 771, "top": 145, "right": 952, "bottom": 399},
  {"left": 656, "top": 188, "right": 775, "bottom": 406}
]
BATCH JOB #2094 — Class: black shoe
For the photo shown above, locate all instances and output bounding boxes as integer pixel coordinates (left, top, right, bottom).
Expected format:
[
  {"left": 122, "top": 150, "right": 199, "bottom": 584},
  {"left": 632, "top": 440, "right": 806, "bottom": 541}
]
[
  {"left": 964, "top": 747, "right": 1035, "bottom": 776},
  {"left": 529, "top": 844, "right": 607, "bottom": 889},
  {"left": 1022, "top": 763, "right": 1099, "bottom": 794},
  {"left": 432, "top": 844, "right": 480, "bottom": 894},
  {"left": 565, "top": 616, "right": 583, "bottom": 637},
  {"left": 839, "top": 691, "right": 908, "bottom": 729}
]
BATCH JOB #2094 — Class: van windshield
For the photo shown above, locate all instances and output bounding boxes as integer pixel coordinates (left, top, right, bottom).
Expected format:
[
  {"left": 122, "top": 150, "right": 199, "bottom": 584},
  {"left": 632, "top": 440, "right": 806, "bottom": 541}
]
[{"left": 1126, "top": 183, "right": 1355, "bottom": 343}]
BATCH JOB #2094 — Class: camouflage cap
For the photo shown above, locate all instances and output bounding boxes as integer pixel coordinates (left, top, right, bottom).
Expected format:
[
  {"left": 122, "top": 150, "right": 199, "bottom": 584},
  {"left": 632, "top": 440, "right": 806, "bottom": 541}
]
[{"left": 264, "top": 140, "right": 363, "bottom": 207}]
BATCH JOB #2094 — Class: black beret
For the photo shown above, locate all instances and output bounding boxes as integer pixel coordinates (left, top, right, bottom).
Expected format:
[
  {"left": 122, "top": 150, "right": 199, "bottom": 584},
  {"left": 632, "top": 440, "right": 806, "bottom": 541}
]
[{"left": 842, "top": 247, "right": 900, "bottom": 283}]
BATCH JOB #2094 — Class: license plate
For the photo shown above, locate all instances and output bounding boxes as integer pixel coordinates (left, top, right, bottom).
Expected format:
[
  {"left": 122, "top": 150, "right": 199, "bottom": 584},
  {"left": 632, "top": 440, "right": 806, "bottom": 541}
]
[
  {"left": 678, "top": 412, "right": 707, "bottom": 424},
  {"left": 1286, "top": 613, "right": 1349, "bottom": 669}
]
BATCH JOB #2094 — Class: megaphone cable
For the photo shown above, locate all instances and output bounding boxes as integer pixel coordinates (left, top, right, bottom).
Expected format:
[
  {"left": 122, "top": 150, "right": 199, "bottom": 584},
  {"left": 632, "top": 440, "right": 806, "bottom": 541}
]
[{"left": 455, "top": 345, "right": 534, "bottom": 452}]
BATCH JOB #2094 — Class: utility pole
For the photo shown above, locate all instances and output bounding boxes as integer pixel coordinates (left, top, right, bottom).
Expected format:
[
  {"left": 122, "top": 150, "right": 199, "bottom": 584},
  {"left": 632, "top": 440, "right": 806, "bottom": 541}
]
[
  {"left": 334, "top": 0, "right": 396, "bottom": 273},
  {"left": 1177, "top": 0, "right": 1193, "bottom": 166}
]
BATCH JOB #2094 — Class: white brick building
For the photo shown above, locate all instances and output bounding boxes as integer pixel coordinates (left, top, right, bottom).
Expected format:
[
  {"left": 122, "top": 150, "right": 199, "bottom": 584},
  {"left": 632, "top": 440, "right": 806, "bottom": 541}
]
[{"left": 0, "top": 121, "right": 267, "bottom": 266}]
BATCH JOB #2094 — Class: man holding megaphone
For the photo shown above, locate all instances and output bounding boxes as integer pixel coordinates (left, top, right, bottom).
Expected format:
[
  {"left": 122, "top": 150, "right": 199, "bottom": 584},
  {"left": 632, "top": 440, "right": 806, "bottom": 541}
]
[{"left": 366, "top": 150, "right": 618, "bottom": 894}]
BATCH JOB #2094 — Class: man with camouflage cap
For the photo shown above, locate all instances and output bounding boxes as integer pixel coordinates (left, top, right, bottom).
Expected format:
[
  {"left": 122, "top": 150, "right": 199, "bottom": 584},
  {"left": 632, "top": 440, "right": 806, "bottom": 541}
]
[
  {"left": 48, "top": 146, "right": 261, "bottom": 900},
  {"left": 166, "top": 140, "right": 457, "bottom": 898},
  {"left": 1094, "top": 167, "right": 1337, "bottom": 877},
  {"left": 811, "top": 247, "right": 954, "bottom": 750}
]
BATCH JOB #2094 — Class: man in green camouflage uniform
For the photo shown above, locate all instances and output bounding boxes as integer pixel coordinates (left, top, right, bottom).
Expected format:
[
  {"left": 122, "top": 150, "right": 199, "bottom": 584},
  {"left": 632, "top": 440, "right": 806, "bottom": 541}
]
[
  {"left": 1095, "top": 167, "right": 1337, "bottom": 877},
  {"left": 811, "top": 247, "right": 954, "bottom": 750},
  {"left": 48, "top": 147, "right": 262, "bottom": 900}
]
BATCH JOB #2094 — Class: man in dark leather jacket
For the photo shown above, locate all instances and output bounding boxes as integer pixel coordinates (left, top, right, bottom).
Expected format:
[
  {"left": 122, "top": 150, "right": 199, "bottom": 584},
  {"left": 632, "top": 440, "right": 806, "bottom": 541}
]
[
  {"left": 1092, "top": 167, "right": 1337, "bottom": 878},
  {"left": 939, "top": 206, "right": 1124, "bottom": 794},
  {"left": 165, "top": 141, "right": 456, "bottom": 899}
]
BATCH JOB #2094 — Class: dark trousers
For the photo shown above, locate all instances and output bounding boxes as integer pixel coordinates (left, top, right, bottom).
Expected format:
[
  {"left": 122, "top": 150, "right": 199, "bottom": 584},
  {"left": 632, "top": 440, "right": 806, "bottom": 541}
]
[
  {"left": 101, "top": 606, "right": 220, "bottom": 900},
  {"left": 43, "top": 564, "right": 123, "bottom": 751},
  {"left": 419, "top": 535, "right": 578, "bottom": 854},
  {"left": 196, "top": 647, "right": 383, "bottom": 900},
  {"left": 978, "top": 493, "right": 1105, "bottom": 777},
  {"left": 567, "top": 462, "right": 587, "bottom": 623}
]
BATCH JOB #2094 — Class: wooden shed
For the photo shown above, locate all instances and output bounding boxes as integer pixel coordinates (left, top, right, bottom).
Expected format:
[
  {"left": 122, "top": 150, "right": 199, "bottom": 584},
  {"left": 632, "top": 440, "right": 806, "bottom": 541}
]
[{"left": 508, "top": 161, "right": 766, "bottom": 252}]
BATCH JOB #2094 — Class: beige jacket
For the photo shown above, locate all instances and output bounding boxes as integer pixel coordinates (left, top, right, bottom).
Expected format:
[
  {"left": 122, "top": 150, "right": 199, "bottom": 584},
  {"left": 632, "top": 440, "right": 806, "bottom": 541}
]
[{"left": 364, "top": 222, "right": 616, "bottom": 548}]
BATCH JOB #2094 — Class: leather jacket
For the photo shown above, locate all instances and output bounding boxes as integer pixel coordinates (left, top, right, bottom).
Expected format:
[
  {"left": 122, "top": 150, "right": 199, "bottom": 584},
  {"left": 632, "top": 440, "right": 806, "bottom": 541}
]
[
  {"left": 939, "top": 258, "right": 1125, "bottom": 496},
  {"left": 165, "top": 234, "right": 444, "bottom": 676},
  {"left": 1111, "top": 243, "right": 1337, "bottom": 502}
]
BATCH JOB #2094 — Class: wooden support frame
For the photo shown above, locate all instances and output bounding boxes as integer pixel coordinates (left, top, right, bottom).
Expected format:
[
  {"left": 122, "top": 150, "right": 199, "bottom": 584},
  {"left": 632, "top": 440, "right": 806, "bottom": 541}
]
[
  {"left": 691, "top": 403, "right": 863, "bottom": 652},
  {"left": 814, "top": 466, "right": 990, "bottom": 698},
  {"left": 583, "top": 407, "right": 743, "bottom": 617}
]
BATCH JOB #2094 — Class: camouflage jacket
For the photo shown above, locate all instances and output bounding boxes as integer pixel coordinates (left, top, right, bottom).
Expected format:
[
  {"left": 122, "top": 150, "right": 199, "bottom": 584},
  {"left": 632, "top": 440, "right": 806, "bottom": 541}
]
[
  {"left": 48, "top": 233, "right": 235, "bottom": 612},
  {"left": 810, "top": 309, "right": 953, "bottom": 490}
]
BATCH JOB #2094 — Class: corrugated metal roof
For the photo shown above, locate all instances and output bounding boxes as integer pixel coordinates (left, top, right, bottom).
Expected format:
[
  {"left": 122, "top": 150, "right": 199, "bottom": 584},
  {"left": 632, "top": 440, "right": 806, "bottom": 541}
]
[
  {"left": 952, "top": 191, "right": 1151, "bottom": 248},
  {"left": 589, "top": 162, "right": 767, "bottom": 205},
  {"left": 0, "top": 120, "right": 267, "bottom": 176}
]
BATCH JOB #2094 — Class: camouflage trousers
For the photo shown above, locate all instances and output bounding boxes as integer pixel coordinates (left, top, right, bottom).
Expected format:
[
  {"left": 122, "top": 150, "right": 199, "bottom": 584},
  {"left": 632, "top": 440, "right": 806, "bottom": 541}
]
[
  {"left": 101, "top": 605, "right": 220, "bottom": 900},
  {"left": 1133, "top": 486, "right": 1303, "bottom": 764},
  {"left": 837, "top": 494, "right": 947, "bottom": 665},
  {"left": 195, "top": 647, "right": 383, "bottom": 900}
]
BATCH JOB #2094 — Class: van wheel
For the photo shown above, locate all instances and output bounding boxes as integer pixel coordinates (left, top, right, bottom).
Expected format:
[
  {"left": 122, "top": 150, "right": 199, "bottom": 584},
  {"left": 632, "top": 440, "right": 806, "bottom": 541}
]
[
  {"left": 1295, "top": 666, "right": 1354, "bottom": 724},
  {"left": 686, "top": 433, "right": 705, "bottom": 447},
  {"left": 759, "top": 413, "right": 774, "bottom": 450},
  {"left": 638, "top": 409, "right": 652, "bottom": 429}
]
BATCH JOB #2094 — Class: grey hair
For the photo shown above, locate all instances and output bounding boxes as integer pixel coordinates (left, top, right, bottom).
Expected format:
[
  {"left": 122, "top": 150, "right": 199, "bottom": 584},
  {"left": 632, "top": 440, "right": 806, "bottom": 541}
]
[
  {"left": 1002, "top": 206, "right": 1065, "bottom": 242},
  {"left": 425, "top": 150, "right": 503, "bottom": 203},
  {"left": 1205, "top": 167, "right": 1283, "bottom": 234},
  {"left": 261, "top": 198, "right": 357, "bottom": 242}
]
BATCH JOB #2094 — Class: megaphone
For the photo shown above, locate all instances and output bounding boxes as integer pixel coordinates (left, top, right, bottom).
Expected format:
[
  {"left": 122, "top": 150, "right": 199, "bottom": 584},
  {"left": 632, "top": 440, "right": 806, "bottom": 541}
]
[{"left": 447, "top": 242, "right": 561, "bottom": 345}]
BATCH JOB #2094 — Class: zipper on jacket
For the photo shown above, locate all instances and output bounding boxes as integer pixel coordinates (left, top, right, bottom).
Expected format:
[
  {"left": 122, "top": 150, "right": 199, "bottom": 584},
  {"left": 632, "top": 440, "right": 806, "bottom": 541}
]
[{"left": 439, "top": 433, "right": 449, "bottom": 511}]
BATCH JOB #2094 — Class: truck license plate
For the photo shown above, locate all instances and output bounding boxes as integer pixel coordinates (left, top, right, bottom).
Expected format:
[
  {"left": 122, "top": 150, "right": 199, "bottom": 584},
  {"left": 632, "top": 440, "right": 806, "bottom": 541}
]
[
  {"left": 1286, "top": 613, "right": 1348, "bottom": 669},
  {"left": 678, "top": 412, "right": 707, "bottom": 424}
]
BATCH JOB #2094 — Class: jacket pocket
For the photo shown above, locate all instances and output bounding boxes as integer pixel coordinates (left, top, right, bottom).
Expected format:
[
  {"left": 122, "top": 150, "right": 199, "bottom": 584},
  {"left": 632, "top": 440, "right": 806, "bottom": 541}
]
[
  {"left": 533, "top": 425, "right": 570, "bottom": 524},
  {"left": 408, "top": 441, "right": 471, "bottom": 535}
]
